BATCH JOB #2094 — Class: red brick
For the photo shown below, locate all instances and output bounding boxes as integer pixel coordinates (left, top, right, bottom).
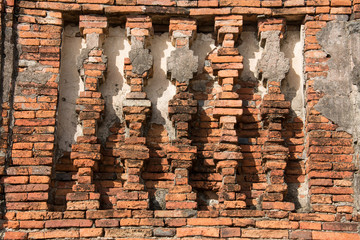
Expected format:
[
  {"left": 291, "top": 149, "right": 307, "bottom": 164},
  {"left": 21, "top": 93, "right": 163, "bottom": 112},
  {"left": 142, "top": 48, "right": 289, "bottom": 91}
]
[
  {"left": 2, "top": 1, "right": 360, "bottom": 238},
  {"left": 256, "top": 220, "right": 299, "bottom": 229},
  {"left": 220, "top": 0, "right": 260, "bottom": 6},
  {"left": 322, "top": 222, "right": 358, "bottom": 231},
  {"left": 331, "top": 0, "right": 351, "bottom": 6},
  {"left": 6, "top": 202, "right": 47, "bottom": 210},
  {"left": 187, "top": 218, "right": 232, "bottom": 226},
  {"left": 177, "top": 227, "right": 219, "bottom": 237},
  {"left": 290, "top": 230, "right": 312, "bottom": 239},
  {"left": 221, "top": 227, "right": 241, "bottom": 237},
  {"left": 312, "top": 231, "right": 360, "bottom": 240},
  {"left": 190, "top": 8, "right": 231, "bottom": 15},
  {"left": 300, "top": 221, "right": 322, "bottom": 230},
  {"left": 284, "top": 0, "right": 305, "bottom": 7},
  {"left": 105, "top": 6, "right": 145, "bottom": 13},
  {"left": 45, "top": 219, "right": 93, "bottom": 228},
  {"left": 44, "top": 229, "right": 80, "bottom": 239},
  {"left": 242, "top": 229, "right": 288, "bottom": 238},
  {"left": 289, "top": 213, "right": 335, "bottom": 222},
  {"left": 95, "top": 219, "right": 119, "bottom": 227},
  {"left": 4, "top": 232, "right": 28, "bottom": 240},
  {"left": 262, "top": 202, "right": 295, "bottom": 211},
  {"left": 199, "top": 0, "right": 218, "bottom": 7},
  {"left": 19, "top": 221, "right": 45, "bottom": 229},
  {"left": 80, "top": 228, "right": 104, "bottom": 238}
]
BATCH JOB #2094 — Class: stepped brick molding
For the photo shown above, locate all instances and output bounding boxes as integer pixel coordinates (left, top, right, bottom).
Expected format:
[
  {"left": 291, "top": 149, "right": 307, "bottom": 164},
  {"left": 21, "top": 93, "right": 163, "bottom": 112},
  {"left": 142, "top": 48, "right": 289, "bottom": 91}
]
[{"left": 0, "top": 0, "right": 360, "bottom": 240}]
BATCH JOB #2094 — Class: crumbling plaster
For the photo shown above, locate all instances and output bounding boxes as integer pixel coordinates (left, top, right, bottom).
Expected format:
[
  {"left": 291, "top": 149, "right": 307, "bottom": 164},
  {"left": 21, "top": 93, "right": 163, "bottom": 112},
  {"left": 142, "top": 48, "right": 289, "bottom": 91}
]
[
  {"left": 57, "top": 25, "right": 85, "bottom": 153},
  {"left": 240, "top": 25, "right": 304, "bottom": 118},
  {"left": 57, "top": 25, "right": 304, "bottom": 154},
  {"left": 315, "top": 18, "right": 358, "bottom": 136},
  {"left": 314, "top": 18, "right": 360, "bottom": 209}
]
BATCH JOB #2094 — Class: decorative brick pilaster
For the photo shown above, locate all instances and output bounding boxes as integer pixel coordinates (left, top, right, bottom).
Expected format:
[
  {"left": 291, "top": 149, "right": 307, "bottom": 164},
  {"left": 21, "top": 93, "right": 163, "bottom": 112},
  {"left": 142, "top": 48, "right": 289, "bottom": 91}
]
[
  {"left": 66, "top": 15, "right": 108, "bottom": 211},
  {"left": 116, "top": 16, "right": 153, "bottom": 210},
  {"left": 210, "top": 15, "right": 246, "bottom": 209},
  {"left": 166, "top": 18, "right": 198, "bottom": 210},
  {"left": 257, "top": 18, "right": 294, "bottom": 211}
]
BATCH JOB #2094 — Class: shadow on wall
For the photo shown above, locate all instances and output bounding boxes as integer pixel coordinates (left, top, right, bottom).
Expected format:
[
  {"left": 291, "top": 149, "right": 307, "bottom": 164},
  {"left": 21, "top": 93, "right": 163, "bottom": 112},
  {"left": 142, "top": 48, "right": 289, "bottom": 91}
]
[
  {"left": 57, "top": 26, "right": 132, "bottom": 150},
  {"left": 55, "top": 24, "right": 306, "bottom": 211},
  {"left": 236, "top": 25, "right": 306, "bottom": 210},
  {"left": 144, "top": 34, "right": 176, "bottom": 210},
  {"left": 239, "top": 25, "right": 261, "bottom": 83},
  {"left": 281, "top": 25, "right": 308, "bottom": 211},
  {"left": 237, "top": 25, "right": 263, "bottom": 209},
  {"left": 281, "top": 25, "right": 304, "bottom": 119},
  {"left": 96, "top": 27, "right": 129, "bottom": 209},
  {"left": 98, "top": 27, "right": 130, "bottom": 144},
  {"left": 145, "top": 32, "right": 176, "bottom": 140},
  {"left": 53, "top": 25, "right": 84, "bottom": 209},
  {"left": 190, "top": 33, "right": 217, "bottom": 210}
]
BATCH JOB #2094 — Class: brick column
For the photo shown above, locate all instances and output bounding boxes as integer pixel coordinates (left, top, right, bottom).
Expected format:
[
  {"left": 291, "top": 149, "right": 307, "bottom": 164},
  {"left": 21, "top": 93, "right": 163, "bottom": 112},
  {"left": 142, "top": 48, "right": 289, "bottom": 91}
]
[
  {"left": 166, "top": 19, "right": 198, "bottom": 210},
  {"left": 209, "top": 15, "right": 246, "bottom": 209},
  {"left": 257, "top": 18, "right": 294, "bottom": 211},
  {"left": 4, "top": 11, "right": 62, "bottom": 209},
  {"left": 66, "top": 15, "right": 108, "bottom": 211},
  {"left": 3, "top": 8, "right": 63, "bottom": 239},
  {"left": 116, "top": 16, "right": 153, "bottom": 210}
]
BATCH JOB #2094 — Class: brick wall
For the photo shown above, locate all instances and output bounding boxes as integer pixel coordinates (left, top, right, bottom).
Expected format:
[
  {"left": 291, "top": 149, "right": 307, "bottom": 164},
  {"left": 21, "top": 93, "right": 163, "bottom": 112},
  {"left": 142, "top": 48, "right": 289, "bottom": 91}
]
[{"left": 0, "top": 0, "right": 360, "bottom": 239}]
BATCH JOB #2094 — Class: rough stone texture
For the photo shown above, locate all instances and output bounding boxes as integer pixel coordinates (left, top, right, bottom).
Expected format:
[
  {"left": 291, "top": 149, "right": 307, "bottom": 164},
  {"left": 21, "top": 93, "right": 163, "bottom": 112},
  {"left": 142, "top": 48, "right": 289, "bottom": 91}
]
[
  {"left": 257, "top": 31, "right": 290, "bottom": 83},
  {"left": 129, "top": 39, "right": 153, "bottom": 75},
  {"left": 315, "top": 20, "right": 357, "bottom": 135},
  {"left": 2, "top": 28, "right": 14, "bottom": 103},
  {"left": 167, "top": 47, "right": 198, "bottom": 83}
]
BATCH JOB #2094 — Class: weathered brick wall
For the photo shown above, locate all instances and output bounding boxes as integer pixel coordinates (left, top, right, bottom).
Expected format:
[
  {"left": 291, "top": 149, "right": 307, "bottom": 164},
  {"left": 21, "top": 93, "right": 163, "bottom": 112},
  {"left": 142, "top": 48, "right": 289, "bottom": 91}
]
[{"left": 0, "top": 0, "right": 360, "bottom": 239}]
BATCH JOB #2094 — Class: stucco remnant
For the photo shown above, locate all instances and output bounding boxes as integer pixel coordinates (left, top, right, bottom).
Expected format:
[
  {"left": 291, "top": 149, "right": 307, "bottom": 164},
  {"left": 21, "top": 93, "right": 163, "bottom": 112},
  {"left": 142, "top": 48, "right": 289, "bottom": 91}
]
[
  {"left": 129, "top": 38, "right": 153, "bottom": 75},
  {"left": 315, "top": 19, "right": 360, "bottom": 209},
  {"left": 315, "top": 19, "right": 358, "bottom": 135},
  {"left": 167, "top": 47, "right": 198, "bottom": 83},
  {"left": 257, "top": 31, "right": 290, "bottom": 83},
  {"left": 58, "top": 27, "right": 217, "bottom": 149}
]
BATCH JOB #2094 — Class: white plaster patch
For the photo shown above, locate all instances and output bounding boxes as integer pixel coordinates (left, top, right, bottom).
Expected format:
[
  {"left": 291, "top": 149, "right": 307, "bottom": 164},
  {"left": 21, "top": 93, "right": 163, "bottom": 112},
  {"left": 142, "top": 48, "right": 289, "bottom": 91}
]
[
  {"left": 58, "top": 25, "right": 304, "bottom": 152},
  {"left": 283, "top": 26, "right": 307, "bottom": 210},
  {"left": 98, "top": 27, "right": 131, "bottom": 143},
  {"left": 192, "top": 33, "right": 216, "bottom": 111},
  {"left": 239, "top": 26, "right": 266, "bottom": 95},
  {"left": 240, "top": 25, "right": 305, "bottom": 118},
  {"left": 145, "top": 33, "right": 215, "bottom": 140},
  {"left": 146, "top": 33, "right": 176, "bottom": 139},
  {"left": 58, "top": 27, "right": 218, "bottom": 145},
  {"left": 57, "top": 25, "right": 85, "bottom": 153},
  {"left": 192, "top": 33, "right": 216, "bottom": 74},
  {"left": 282, "top": 25, "right": 305, "bottom": 118}
]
